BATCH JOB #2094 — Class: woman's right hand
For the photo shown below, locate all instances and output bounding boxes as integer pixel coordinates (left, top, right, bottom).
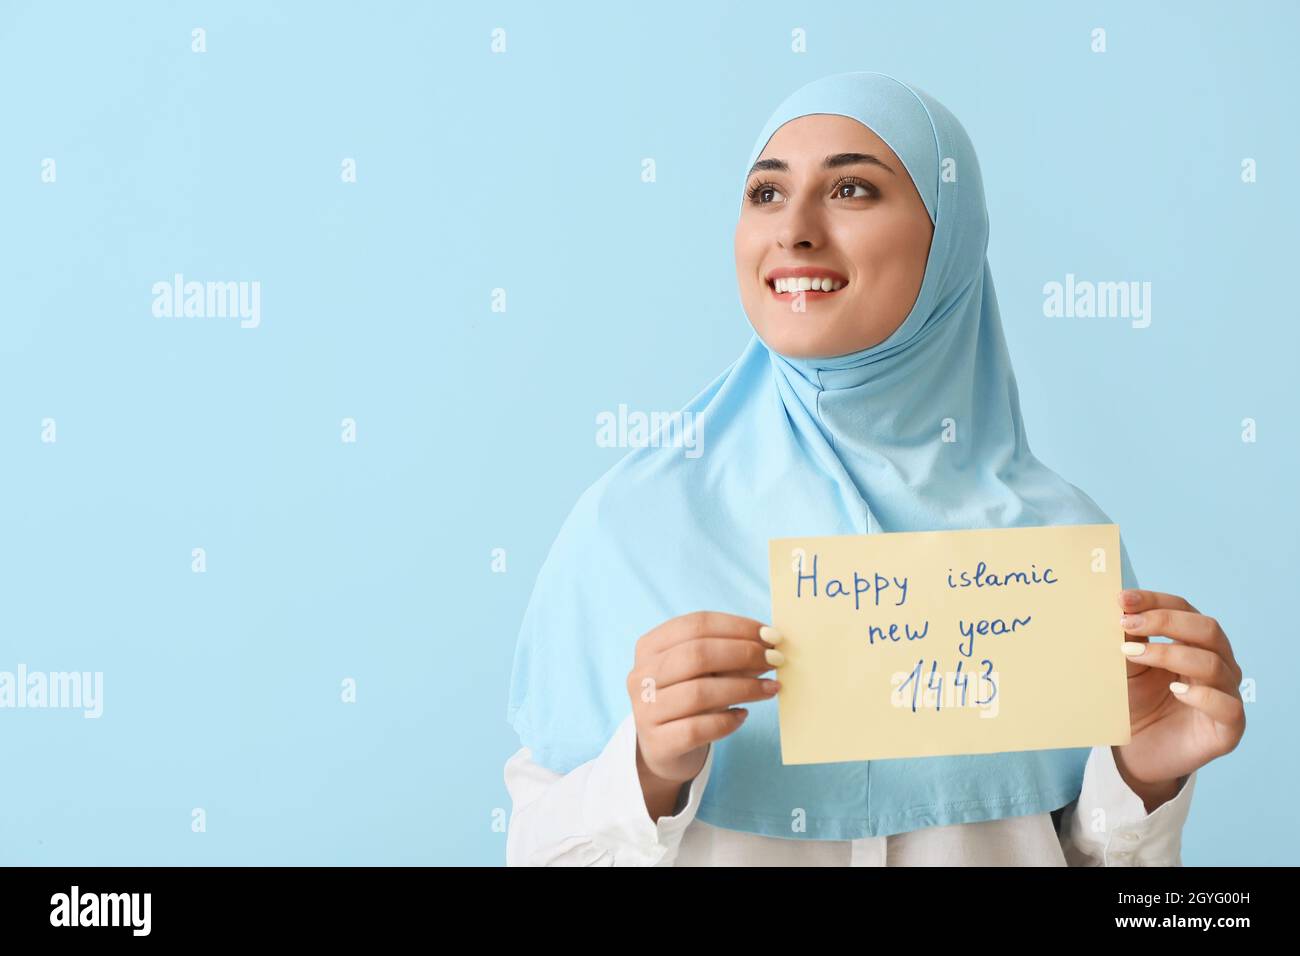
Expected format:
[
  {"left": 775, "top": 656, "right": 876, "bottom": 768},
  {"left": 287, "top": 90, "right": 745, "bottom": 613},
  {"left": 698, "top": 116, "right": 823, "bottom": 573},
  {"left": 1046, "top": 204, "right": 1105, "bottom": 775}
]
[{"left": 625, "top": 611, "right": 783, "bottom": 815}]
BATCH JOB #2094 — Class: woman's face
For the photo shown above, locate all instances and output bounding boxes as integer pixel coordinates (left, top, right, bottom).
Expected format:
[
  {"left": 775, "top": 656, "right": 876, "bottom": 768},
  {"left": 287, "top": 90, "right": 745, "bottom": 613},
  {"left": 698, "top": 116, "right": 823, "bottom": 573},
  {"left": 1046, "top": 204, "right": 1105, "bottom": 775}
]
[{"left": 734, "top": 113, "right": 934, "bottom": 359}]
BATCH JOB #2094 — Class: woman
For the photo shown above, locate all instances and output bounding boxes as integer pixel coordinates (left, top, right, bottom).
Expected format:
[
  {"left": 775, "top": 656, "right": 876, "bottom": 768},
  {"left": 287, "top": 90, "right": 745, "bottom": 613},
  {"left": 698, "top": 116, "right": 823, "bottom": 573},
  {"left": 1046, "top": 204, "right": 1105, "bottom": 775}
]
[{"left": 504, "top": 72, "right": 1245, "bottom": 866}]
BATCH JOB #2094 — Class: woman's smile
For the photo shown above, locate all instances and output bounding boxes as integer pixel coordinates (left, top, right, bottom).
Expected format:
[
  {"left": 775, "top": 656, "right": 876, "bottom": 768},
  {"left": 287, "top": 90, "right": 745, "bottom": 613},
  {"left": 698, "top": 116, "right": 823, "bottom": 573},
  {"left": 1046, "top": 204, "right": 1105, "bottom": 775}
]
[{"left": 765, "top": 266, "right": 850, "bottom": 300}]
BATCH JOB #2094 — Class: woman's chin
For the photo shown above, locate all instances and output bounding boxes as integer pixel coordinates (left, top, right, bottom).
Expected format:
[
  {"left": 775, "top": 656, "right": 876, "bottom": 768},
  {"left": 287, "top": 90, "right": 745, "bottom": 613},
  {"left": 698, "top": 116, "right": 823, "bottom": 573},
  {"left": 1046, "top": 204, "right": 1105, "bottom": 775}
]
[{"left": 753, "top": 317, "right": 851, "bottom": 360}]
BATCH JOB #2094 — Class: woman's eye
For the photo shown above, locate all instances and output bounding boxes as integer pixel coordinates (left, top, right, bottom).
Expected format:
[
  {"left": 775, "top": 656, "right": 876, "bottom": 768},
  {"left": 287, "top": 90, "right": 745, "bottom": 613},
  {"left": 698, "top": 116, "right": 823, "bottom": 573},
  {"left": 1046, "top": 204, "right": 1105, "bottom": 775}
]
[
  {"left": 748, "top": 183, "right": 784, "bottom": 204},
  {"left": 834, "top": 180, "right": 875, "bottom": 199}
]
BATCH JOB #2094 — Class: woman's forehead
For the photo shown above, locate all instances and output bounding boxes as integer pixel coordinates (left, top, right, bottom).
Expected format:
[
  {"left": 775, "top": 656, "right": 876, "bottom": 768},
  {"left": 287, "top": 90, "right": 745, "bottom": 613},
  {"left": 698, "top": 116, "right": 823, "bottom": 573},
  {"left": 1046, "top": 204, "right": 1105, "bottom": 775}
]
[
  {"left": 762, "top": 113, "right": 885, "bottom": 146},
  {"left": 753, "top": 114, "right": 903, "bottom": 170}
]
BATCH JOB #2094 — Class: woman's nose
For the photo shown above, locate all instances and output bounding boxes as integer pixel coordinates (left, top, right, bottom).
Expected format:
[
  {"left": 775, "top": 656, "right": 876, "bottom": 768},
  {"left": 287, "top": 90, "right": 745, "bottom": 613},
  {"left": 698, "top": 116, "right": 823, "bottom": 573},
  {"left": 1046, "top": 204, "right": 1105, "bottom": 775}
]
[{"left": 776, "top": 194, "right": 826, "bottom": 250}]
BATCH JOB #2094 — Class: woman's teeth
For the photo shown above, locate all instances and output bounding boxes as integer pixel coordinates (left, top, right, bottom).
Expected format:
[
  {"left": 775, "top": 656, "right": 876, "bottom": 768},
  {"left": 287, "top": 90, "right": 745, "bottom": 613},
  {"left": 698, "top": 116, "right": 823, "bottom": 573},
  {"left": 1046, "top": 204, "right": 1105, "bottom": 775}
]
[{"left": 773, "top": 277, "right": 845, "bottom": 293}]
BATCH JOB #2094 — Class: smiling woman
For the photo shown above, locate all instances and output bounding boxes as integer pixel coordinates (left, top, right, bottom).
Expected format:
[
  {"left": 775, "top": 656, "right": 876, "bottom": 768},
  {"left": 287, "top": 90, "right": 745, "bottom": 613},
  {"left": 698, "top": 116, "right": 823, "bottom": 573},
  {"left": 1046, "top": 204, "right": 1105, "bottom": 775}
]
[{"left": 504, "top": 71, "right": 1242, "bottom": 867}]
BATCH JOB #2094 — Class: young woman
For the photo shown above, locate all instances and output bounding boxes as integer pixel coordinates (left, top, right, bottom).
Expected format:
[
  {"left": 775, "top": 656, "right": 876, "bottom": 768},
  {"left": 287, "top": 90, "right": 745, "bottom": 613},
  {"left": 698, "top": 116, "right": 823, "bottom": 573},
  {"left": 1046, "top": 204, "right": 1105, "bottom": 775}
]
[{"left": 504, "top": 72, "right": 1245, "bottom": 866}]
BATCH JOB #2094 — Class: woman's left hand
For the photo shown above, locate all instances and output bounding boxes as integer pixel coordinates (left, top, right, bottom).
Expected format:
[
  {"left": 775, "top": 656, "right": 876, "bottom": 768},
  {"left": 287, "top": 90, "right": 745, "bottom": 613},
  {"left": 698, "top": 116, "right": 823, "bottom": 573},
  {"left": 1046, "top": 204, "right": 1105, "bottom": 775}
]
[{"left": 1112, "top": 588, "right": 1246, "bottom": 810}]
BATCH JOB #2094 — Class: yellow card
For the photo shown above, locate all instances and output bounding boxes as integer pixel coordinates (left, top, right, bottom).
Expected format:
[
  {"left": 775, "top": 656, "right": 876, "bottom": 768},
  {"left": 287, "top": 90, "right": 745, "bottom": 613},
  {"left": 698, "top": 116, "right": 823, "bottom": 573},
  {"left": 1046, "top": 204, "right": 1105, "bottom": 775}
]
[{"left": 767, "top": 523, "right": 1131, "bottom": 765}]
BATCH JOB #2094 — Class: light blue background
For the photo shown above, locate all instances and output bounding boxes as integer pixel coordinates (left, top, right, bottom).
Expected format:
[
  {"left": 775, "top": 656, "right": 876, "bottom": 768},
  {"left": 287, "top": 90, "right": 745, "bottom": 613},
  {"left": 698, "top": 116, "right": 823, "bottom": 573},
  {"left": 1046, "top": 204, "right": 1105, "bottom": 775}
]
[{"left": 1, "top": 1, "right": 1293, "bottom": 865}]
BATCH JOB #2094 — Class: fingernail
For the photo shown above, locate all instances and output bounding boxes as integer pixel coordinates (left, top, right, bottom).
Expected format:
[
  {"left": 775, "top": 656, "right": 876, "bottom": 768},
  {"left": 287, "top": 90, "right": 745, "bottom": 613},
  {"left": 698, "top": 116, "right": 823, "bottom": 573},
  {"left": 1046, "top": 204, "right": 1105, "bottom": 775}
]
[
  {"left": 1120, "top": 613, "right": 1144, "bottom": 629},
  {"left": 764, "top": 649, "right": 785, "bottom": 667},
  {"left": 1170, "top": 681, "right": 1190, "bottom": 694},
  {"left": 759, "top": 625, "right": 783, "bottom": 645},
  {"left": 1121, "top": 590, "right": 1142, "bottom": 606},
  {"left": 1121, "top": 642, "right": 1146, "bottom": 656},
  {"left": 735, "top": 708, "right": 749, "bottom": 721},
  {"left": 761, "top": 679, "right": 781, "bottom": 694}
]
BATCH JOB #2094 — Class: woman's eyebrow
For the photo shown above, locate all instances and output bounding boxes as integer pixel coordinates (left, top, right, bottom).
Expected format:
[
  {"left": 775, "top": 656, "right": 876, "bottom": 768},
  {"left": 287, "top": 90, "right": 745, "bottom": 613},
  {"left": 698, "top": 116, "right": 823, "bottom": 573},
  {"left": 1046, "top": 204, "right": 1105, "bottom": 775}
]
[{"left": 748, "top": 152, "right": 897, "bottom": 176}]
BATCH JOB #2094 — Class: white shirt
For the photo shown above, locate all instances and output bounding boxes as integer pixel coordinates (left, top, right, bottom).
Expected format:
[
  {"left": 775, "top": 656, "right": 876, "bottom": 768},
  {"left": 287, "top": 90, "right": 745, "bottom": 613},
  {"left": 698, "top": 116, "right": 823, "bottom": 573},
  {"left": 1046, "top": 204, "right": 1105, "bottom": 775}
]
[{"left": 504, "top": 712, "right": 1196, "bottom": 866}]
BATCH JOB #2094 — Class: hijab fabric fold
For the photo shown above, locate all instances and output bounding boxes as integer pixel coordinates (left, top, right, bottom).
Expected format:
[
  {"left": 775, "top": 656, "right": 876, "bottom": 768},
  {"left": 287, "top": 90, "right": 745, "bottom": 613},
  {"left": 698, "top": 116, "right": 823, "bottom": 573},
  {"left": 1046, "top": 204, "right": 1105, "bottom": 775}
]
[{"left": 507, "top": 71, "right": 1137, "bottom": 840}]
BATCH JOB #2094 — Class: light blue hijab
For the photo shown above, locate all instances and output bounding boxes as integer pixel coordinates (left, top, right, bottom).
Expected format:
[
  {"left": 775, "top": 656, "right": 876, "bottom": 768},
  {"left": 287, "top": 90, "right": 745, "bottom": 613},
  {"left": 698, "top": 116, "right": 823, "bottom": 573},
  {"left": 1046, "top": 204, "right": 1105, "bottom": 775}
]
[{"left": 507, "top": 71, "right": 1137, "bottom": 840}]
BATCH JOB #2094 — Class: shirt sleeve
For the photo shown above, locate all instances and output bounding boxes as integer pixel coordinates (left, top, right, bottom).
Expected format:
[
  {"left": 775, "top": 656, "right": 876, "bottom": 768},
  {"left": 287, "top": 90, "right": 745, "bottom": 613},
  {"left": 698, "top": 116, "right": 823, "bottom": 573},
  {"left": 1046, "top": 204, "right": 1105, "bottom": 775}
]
[
  {"left": 504, "top": 711, "right": 714, "bottom": 866},
  {"left": 1058, "top": 744, "right": 1197, "bottom": 866}
]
